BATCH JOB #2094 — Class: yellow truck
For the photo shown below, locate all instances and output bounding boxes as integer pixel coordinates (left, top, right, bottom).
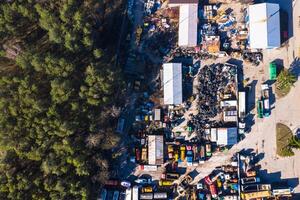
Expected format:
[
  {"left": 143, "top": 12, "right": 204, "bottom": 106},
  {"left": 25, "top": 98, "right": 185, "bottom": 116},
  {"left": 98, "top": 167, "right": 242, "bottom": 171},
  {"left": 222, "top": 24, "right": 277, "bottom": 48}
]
[
  {"left": 241, "top": 190, "right": 272, "bottom": 200},
  {"left": 159, "top": 180, "right": 173, "bottom": 186},
  {"left": 180, "top": 145, "right": 186, "bottom": 162}
]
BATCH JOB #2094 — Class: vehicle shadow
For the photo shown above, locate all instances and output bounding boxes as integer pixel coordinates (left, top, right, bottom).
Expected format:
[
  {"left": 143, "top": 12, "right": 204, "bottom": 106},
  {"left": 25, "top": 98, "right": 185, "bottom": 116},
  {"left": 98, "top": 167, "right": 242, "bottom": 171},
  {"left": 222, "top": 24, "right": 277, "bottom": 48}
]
[
  {"left": 247, "top": 80, "right": 258, "bottom": 112},
  {"left": 245, "top": 113, "right": 255, "bottom": 133}
]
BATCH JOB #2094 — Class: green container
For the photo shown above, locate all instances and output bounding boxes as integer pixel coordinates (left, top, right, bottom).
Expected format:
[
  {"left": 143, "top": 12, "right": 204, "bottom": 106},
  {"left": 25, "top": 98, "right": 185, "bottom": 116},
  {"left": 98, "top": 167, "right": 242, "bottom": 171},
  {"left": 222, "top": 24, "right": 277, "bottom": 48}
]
[{"left": 269, "top": 62, "right": 277, "bottom": 80}]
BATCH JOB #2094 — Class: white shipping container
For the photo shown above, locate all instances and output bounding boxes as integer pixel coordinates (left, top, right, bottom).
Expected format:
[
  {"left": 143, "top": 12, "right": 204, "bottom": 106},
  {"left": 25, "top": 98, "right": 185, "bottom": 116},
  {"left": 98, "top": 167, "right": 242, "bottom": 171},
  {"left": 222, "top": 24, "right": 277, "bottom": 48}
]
[
  {"left": 238, "top": 91, "right": 246, "bottom": 119},
  {"left": 132, "top": 186, "right": 139, "bottom": 200}
]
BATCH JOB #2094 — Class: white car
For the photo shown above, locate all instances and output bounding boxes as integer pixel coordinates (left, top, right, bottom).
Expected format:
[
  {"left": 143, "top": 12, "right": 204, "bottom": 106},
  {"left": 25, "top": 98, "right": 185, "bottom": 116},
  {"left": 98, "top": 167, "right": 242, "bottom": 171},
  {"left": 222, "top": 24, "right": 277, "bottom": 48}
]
[{"left": 120, "top": 181, "right": 131, "bottom": 188}]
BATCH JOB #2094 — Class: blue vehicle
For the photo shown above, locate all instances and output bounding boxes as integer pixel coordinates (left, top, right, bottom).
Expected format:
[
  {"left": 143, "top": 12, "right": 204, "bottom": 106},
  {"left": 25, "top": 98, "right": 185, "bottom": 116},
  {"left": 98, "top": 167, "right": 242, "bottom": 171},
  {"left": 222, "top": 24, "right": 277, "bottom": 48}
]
[{"left": 186, "top": 150, "right": 193, "bottom": 166}]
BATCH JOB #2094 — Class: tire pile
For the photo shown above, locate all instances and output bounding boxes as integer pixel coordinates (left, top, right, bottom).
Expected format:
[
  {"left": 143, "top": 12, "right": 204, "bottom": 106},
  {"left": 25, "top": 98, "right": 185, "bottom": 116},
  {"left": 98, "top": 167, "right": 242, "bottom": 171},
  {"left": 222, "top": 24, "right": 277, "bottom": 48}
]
[{"left": 197, "top": 63, "right": 237, "bottom": 119}]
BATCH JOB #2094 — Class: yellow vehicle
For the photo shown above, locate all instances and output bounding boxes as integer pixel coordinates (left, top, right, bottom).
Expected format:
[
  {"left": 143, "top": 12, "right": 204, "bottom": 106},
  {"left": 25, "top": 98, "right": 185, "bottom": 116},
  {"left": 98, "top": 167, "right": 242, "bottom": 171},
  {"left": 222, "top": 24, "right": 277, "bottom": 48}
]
[
  {"left": 168, "top": 145, "right": 173, "bottom": 153},
  {"left": 216, "top": 178, "right": 222, "bottom": 188},
  {"left": 135, "top": 26, "right": 143, "bottom": 45},
  {"left": 141, "top": 148, "right": 147, "bottom": 161},
  {"left": 241, "top": 191, "right": 272, "bottom": 200},
  {"left": 142, "top": 186, "right": 153, "bottom": 193},
  {"left": 180, "top": 145, "right": 186, "bottom": 162},
  {"left": 168, "top": 145, "right": 174, "bottom": 159},
  {"left": 159, "top": 180, "right": 173, "bottom": 186},
  {"left": 174, "top": 151, "right": 179, "bottom": 161}
]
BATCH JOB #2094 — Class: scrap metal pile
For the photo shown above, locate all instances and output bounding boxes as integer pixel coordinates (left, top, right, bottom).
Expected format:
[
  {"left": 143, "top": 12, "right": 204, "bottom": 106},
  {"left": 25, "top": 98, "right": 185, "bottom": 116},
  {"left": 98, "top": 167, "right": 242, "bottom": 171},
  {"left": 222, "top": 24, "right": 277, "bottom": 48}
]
[{"left": 197, "top": 63, "right": 237, "bottom": 118}]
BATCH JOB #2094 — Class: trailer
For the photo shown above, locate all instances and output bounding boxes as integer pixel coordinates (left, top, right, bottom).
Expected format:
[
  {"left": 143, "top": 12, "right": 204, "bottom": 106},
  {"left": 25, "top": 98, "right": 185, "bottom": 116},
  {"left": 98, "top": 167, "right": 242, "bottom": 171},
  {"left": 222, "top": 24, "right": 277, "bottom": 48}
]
[
  {"left": 257, "top": 99, "right": 264, "bottom": 118},
  {"left": 125, "top": 188, "right": 132, "bottom": 200},
  {"left": 261, "top": 84, "right": 270, "bottom": 117},
  {"left": 132, "top": 186, "right": 139, "bottom": 200},
  {"left": 238, "top": 91, "right": 246, "bottom": 119}
]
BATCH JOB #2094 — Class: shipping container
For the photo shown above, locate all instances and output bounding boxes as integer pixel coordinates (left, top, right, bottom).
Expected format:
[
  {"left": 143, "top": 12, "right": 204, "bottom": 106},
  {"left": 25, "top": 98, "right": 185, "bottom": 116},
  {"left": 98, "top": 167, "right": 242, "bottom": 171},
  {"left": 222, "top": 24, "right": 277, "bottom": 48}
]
[{"left": 238, "top": 91, "right": 246, "bottom": 119}]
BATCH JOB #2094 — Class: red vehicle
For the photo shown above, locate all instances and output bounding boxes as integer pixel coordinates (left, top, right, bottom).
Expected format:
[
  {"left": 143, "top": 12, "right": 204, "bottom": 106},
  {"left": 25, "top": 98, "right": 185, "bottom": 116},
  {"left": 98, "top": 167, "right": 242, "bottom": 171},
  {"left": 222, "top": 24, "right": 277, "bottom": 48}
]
[
  {"left": 186, "top": 145, "right": 192, "bottom": 151},
  {"left": 135, "top": 148, "right": 141, "bottom": 161},
  {"left": 204, "top": 176, "right": 212, "bottom": 185},
  {"left": 105, "top": 180, "right": 119, "bottom": 186},
  {"left": 209, "top": 184, "right": 217, "bottom": 198}
]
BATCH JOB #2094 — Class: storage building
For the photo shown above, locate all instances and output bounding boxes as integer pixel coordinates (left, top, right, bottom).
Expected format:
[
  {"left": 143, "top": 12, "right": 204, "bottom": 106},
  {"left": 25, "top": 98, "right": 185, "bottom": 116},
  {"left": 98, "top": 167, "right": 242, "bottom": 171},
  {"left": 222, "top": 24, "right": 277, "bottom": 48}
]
[
  {"left": 216, "top": 127, "right": 238, "bottom": 146},
  {"left": 248, "top": 3, "right": 280, "bottom": 49},
  {"left": 169, "top": 0, "right": 198, "bottom": 47},
  {"left": 163, "top": 63, "right": 182, "bottom": 105},
  {"left": 148, "top": 135, "right": 164, "bottom": 165}
]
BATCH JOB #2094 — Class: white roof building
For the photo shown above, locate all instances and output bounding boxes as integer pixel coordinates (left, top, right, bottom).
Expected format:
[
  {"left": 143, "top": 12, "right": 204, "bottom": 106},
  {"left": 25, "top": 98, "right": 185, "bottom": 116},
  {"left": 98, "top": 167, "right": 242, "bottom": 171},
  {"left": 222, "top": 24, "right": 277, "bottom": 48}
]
[
  {"left": 248, "top": 3, "right": 281, "bottom": 49},
  {"left": 216, "top": 127, "right": 238, "bottom": 146},
  {"left": 163, "top": 63, "right": 182, "bottom": 105},
  {"left": 178, "top": 4, "right": 198, "bottom": 47},
  {"left": 148, "top": 135, "right": 164, "bottom": 165}
]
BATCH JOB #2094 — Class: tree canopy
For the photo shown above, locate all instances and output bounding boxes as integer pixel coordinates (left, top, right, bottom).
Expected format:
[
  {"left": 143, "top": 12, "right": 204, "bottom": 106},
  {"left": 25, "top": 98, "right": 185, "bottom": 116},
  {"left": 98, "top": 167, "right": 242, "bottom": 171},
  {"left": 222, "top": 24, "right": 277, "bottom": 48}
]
[{"left": 0, "top": 0, "right": 125, "bottom": 199}]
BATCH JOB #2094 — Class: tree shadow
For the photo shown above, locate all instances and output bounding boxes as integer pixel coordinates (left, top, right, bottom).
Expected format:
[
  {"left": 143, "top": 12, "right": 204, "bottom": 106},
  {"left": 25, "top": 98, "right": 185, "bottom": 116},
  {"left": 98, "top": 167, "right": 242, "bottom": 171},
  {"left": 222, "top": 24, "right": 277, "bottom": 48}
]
[
  {"left": 258, "top": 170, "right": 299, "bottom": 190},
  {"left": 290, "top": 58, "right": 300, "bottom": 79},
  {"left": 263, "top": 0, "right": 293, "bottom": 40}
]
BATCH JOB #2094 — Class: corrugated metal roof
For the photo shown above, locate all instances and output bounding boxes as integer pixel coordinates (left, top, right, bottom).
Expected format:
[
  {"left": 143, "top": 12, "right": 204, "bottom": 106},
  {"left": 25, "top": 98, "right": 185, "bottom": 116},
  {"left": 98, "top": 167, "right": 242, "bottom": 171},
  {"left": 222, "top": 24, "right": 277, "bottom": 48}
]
[
  {"left": 248, "top": 3, "right": 280, "bottom": 49},
  {"left": 178, "top": 4, "right": 198, "bottom": 47},
  {"left": 148, "top": 135, "right": 164, "bottom": 165},
  {"left": 169, "top": 0, "right": 198, "bottom": 4},
  {"left": 216, "top": 127, "right": 237, "bottom": 146},
  {"left": 163, "top": 63, "right": 182, "bottom": 105}
]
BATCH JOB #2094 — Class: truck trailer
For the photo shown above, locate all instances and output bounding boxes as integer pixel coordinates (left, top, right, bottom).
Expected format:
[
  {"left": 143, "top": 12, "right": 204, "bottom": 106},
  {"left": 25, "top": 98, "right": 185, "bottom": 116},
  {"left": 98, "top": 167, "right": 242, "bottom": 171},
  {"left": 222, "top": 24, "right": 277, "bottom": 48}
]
[{"left": 261, "top": 84, "right": 270, "bottom": 117}]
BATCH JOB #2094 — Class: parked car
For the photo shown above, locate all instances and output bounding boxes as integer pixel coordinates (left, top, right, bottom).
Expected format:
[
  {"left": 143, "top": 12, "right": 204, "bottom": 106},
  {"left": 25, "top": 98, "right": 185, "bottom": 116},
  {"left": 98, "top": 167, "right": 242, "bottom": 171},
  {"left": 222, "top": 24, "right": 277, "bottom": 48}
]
[
  {"left": 120, "top": 181, "right": 131, "bottom": 188},
  {"left": 142, "top": 186, "right": 153, "bottom": 193}
]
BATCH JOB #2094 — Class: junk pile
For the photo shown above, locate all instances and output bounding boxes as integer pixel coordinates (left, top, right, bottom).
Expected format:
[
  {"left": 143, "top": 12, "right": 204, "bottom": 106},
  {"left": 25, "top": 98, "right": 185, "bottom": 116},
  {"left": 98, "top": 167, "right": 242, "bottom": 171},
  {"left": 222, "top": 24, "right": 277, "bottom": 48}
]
[
  {"left": 242, "top": 51, "right": 263, "bottom": 66},
  {"left": 197, "top": 63, "right": 237, "bottom": 118},
  {"left": 197, "top": 162, "right": 239, "bottom": 199}
]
